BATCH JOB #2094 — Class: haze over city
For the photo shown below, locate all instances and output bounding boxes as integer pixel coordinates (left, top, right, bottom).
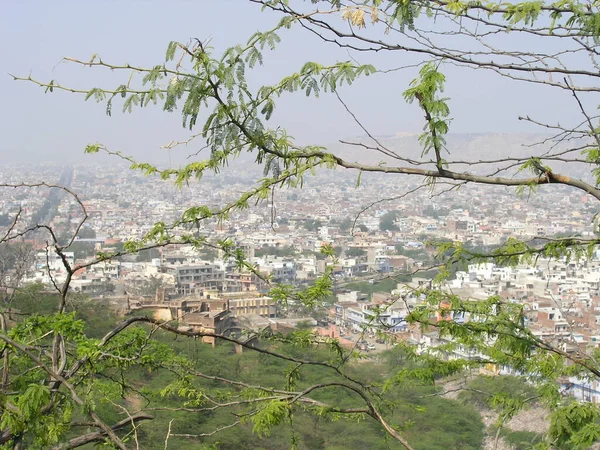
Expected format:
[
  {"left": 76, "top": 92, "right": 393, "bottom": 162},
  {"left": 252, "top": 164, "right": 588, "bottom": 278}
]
[{"left": 0, "top": 1, "right": 576, "bottom": 164}]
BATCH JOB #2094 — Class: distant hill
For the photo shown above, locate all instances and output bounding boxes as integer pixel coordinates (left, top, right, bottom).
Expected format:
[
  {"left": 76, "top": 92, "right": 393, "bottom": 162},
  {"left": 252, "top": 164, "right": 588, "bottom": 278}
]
[
  {"left": 327, "top": 132, "right": 592, "bottom": 179},
  {"left": 329, "top": 132, "right": 548, "bottom": 162}
]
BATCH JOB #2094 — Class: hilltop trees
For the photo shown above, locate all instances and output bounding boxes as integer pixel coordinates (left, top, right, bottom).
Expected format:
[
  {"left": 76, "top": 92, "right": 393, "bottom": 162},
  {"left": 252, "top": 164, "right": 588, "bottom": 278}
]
[
  {"left": 346, "top": 247, "right": 367, "bottom": 258},
  {"left": 5, "top": 0, "right": 600, "bottom": 448},
  {"left": 0, "top": 241, "right": 34, "bottom": 307},
  {"left": 379, "top": 211, "right": 400, "bottom": 232}
]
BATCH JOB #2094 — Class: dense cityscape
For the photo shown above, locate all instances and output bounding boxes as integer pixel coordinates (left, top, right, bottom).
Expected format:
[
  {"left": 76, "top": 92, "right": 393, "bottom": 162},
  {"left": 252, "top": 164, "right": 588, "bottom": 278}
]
[{"left": 3, "top": 143, "right": 600, "bottom": 414}]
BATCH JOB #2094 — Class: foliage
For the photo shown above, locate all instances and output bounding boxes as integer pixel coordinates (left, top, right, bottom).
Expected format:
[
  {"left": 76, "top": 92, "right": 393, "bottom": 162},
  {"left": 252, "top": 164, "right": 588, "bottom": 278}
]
[
  {"left": 136, "top": 247, "right": 160, "bottom": 262},
  {"left": 379, "top": 211, "right": 399, "bottom": 232},
  {"left": 346, "top": 247, "right": 367, "bottom": 258},
  {"left": 63, "top": 240, "right": 96, "bottom": 259},
  {"left": 395, "top": 244, "right": 428, "bottom": 260},
  {"left": 12, "top": 284, "right": 61, "bottom": 316},
  {"left": 458, "top": 375, "right": 538, "bottom": 411},
  {"left": 77, "top": 227, "right": 96, "bottom": 239},
  {"left": 422, "top": 206, "right": 449, "bottom": 219},
  {"left": 0, "top": 242, "right": 35, "bottom": 307},
  {"left": 499, "top": 429, "right": 543, "bottom": 450},
  {"left": 302, "top": 219, "right": 323, "bottom": 232},
  {"left": 339, "top": 218, "right": 353, "bottom": 233},
  {"left": 255, "top": 245, "right": 297, "bottom": 258},
  {"left": 0, "top": 215, "right": 12, "bottom": 227}
]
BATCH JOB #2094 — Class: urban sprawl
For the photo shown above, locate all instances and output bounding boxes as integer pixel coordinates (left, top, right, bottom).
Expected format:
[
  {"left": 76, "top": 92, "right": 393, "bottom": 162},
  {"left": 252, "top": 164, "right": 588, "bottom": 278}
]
[{"left": 2, "top": 160, "right": 599, "bottom": 403}]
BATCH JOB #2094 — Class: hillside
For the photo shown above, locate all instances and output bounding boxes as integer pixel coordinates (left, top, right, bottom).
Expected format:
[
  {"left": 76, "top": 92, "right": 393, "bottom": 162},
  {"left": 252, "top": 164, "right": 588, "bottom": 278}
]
[{"left": 327, "top": 133, "right": 590, "bottom": 179}]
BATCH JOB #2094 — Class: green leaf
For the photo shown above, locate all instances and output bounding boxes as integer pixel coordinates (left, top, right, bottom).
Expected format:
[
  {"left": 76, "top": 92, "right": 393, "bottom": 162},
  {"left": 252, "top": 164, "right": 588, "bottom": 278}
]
[
  {"left": 84, "top": 143, "right": 101, "bottom": 154},
  {"left": 251, "top": 401, "right": 290, "bottom": 437}
]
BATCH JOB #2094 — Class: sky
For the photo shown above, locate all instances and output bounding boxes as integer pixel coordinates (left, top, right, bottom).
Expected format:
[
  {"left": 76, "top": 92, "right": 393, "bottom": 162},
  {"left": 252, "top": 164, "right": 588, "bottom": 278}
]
[{"left": 0, "top": 0, "right": 580, "bottom": 166}]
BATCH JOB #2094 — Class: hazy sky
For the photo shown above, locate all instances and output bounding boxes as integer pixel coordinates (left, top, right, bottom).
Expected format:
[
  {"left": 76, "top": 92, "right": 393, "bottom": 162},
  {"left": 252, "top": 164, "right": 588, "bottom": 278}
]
[{"left": 0, "top": 0, "right": 577, "bottom": 166}]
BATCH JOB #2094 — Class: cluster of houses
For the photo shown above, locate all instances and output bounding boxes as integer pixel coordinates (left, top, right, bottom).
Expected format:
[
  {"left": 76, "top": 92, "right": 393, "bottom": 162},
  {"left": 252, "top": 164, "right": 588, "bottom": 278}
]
[
  {"left": 5, "top": 163, "right": 600, "bottom": 405},
  {"left": 332, "top": 257, "right": 600, "bottom": 403}
]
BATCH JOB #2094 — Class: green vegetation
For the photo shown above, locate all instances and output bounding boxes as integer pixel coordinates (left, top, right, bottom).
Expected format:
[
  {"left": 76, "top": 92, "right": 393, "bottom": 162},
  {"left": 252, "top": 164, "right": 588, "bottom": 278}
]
[
  {"left": 77, "top": 227, "right": 96, "bottom": 239},
  {"left": 0, "top": 242, "right": 35, "bottom": 306},
  {"left": 11, "top": 283, "right": 62, "bottom": 317},
  {"left": 395, "top": 244, "right": 427, "bottom": 260},
  {"left": 0, "top": 214, "right": 12, "bottom": 227},
  {"left": 459, "top": 376, "right": 544, "bottom": 450},
  {"left": 422, "top": 206, "right": 449, "bottom": 219},
  {"left": 499, "top": 429, "right": 543, "bottom": 450},
  {"left": 459, "top": 375, "right": 537, "bottom": 411},
  {"left": 315, "top": 246, "right": 342, "bottom": 260},
  {"left": 379, "top": 211, "right": 399, "bottom": 232},
  {"left": 340, "top": 270, "right": 438, "bottom": 298},
  {"left": 63, "top": 240, "right": 96, "bottom": 259},
  {"left": 302, "top": 219, "right": 323, "bottom": 232},
  {"left": 136, "top": 247, "right": 161, "bottom": 262},
  {"left": 339, "top": 218, "right": 353, "bottom": 232},
  {"left": 123, "top": 343, "right": 486, "bottom": 450},
  {"left": 9, "top": 286, "right": 487, "bottom": 450},
  {"left": 346, "top": 247, "right": 367, "bottom": 258},
  {"left": 255, "top": 245, "right": 297, "bottom": 258}
]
